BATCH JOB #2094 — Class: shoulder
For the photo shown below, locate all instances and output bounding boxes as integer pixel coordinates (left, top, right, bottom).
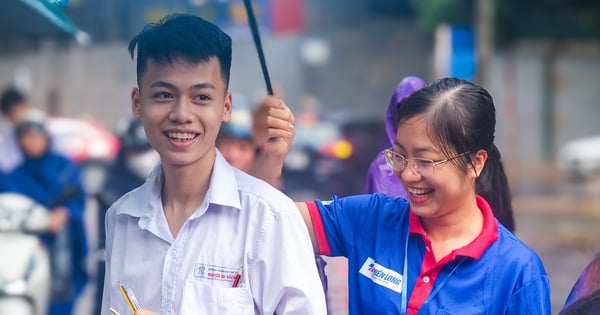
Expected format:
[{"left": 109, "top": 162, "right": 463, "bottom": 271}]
[
  {"left": 489, "top": 226, "right": 548, "bottom": 279},
  {"left": 318, "top": 193, "right": 408, "bottom": 213},
  {"left": 233, "top": 169, "right": 296, "bottom": 214},
  {"left": 315, "top": 193, "right": 410, "bottom": 231}
]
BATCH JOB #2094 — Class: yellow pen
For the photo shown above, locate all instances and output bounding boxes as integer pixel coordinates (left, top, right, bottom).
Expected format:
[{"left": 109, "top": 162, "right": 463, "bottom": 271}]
[{"left": 118, "top": 281, "right": 137, "bottom": 314}]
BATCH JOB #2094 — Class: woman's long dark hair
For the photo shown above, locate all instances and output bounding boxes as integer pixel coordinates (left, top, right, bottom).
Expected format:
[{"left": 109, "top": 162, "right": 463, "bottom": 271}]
[{"left": 396, "top": 77, "right": 515, "bottom": 232}]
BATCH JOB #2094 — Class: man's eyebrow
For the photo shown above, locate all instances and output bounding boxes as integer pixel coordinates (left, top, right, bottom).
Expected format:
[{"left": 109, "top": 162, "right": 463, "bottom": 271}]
[
  {"left": 148, "top": 81, "right": 216, "bottom": 90},
  {"left": 149, "top": 81, "right": 175, "bottom": 89},
  {"left": 190, "top": 83, "right": 216, "bottom": 90}
]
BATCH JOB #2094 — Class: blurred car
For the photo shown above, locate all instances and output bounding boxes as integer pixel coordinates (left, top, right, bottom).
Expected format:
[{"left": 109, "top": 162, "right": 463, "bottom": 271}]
[
  {"left": 282, "top": 112, "right": 354, "bottom": 199},
  {"left": 46, "top": 116, "right": 121, "bottom": 194},
  {"left": 557, "top": 134, "right": 600, "bottom": 181}
]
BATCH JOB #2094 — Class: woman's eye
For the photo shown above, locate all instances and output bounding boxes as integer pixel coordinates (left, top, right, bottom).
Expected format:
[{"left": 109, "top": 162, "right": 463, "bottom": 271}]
[
  {"left": 395, "top": 154, "right": 406, "bottom": 162},
  {"left": 416, "top": 159, "right": 434, "bottom": 167}
]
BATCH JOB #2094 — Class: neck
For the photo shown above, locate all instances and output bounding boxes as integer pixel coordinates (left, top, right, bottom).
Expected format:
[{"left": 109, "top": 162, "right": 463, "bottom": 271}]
[
  {"left": 160, "top": 150, "right": 215, "bottom": 236},
  {"left": 420, "top": 198, "right": 483, "bottom": 261}
]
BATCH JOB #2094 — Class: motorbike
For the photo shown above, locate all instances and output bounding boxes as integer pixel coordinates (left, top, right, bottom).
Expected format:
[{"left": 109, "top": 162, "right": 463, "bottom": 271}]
[{"left": 0, "top": 192, "right": 51, "bottom": 315}]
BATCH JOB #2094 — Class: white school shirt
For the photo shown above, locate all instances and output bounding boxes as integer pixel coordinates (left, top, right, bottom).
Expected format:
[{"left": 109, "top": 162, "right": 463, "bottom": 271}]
[{"left": 101, "top": 151, "right": 326, "bottom": 315}]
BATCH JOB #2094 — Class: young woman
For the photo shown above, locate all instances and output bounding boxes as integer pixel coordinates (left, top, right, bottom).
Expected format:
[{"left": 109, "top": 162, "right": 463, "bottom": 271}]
[{"left": 259, "top": 78, "right": 550, "bottom": 314}]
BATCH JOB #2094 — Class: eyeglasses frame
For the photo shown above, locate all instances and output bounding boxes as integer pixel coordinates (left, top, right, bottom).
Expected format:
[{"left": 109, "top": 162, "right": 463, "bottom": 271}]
[{"left": 382, "top": 148, "right": 470, "bottom": 175}]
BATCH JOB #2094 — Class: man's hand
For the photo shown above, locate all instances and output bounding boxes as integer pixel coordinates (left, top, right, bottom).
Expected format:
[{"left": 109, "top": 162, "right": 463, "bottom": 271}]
[{"left": 250, "top": 95, "right": 295, "bottom": 188}]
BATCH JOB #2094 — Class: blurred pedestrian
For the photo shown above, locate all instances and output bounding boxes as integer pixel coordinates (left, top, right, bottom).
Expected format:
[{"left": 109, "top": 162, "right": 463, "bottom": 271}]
[
  {"left": 216, "top": 96, "right": 258, "bottom": 173},
  {"left": 92, "top": 117, "right": 159, "bottom": 315},
  {"left": 363, "top": 76, "right": 426, "bottom": 198},
  {"left": 559, "top": 251, "right": 600, "bottom": 315},
  {"left": 256, "top": 77, "right": 550, "bottom": 314},
  {"left": 0, "top": 86, "right": 32, "bottom": 172},
  {"left": 6, "top": 109, "right": 88, "bottom": 315},
  {"left": 100, "top": 13, "right": 325, "bottom": 315}
]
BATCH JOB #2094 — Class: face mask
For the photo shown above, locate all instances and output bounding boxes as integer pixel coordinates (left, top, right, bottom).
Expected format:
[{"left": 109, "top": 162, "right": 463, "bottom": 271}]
[{"left": 126, "top": 150, "right": 160, "bottom": 179}]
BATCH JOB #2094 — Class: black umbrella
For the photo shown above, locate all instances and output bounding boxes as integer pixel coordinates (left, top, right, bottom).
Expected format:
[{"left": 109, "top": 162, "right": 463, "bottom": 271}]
[{"left": 0, "top": 0, "right": 77, "bottom": 42}]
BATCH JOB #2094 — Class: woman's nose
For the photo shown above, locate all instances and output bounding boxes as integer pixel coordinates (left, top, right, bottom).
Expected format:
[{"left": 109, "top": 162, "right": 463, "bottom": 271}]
[{"left": 399, "top": 161, "right": 422, "bottom": 181}]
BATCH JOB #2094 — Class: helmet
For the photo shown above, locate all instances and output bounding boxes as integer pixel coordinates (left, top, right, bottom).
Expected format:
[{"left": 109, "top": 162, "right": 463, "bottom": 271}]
[
  {"left": 219, "top": 109, "right": 253, "bottom": 140},
  {"left": 219, "top": 93, "right": 253, "bottom": 140},
  {"left": 120, "top": 118, "right": 152, "bottom": 152},
  {"left": 15, "top": 109, "right": 49, "bottom": 138}
]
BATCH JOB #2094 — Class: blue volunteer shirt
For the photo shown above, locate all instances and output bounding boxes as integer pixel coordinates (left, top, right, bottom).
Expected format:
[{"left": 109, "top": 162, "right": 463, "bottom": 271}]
[{"left": 306, "top": 194, "right": 551, "bottom": 315}]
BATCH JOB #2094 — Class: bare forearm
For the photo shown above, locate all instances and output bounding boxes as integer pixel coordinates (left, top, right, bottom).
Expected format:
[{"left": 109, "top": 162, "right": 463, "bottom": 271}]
[{"left": 250, "top": 151, "right": 284, "bottom": 189}]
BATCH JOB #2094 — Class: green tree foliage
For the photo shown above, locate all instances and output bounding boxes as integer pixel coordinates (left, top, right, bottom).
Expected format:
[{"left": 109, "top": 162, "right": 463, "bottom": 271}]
[
  {"left": 497, "top": 0, "right": 600, "bottom": 45},
  {"left": 411, "top": 0, "right": 600, "bottom": 45},
  {"left": 410, "top": 0, "right": 474, "bottom": 32}
]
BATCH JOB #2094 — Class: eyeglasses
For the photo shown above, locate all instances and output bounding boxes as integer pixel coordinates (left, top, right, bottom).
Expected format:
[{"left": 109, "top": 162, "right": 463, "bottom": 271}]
[{"left": 383, "top": 148, "right": 469, "bottom": 176}]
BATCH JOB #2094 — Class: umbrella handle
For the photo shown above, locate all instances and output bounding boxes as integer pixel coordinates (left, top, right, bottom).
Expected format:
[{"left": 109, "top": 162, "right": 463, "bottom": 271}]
[{"left": 243, "top": 0, "right": 274, "bottom": 96}]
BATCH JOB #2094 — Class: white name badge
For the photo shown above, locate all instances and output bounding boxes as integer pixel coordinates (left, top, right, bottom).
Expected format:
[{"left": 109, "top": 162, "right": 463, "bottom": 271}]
[{"left": 359, "top": 257, "right": 403, "bottom": 293}]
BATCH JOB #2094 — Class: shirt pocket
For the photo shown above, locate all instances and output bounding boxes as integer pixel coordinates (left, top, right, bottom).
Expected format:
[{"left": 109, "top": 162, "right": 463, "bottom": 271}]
[{"left": 181, "top": 278, "right": 253, "bottom": 315}]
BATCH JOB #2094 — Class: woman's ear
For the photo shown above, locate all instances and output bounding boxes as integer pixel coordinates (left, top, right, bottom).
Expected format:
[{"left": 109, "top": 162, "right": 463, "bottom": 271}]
[{"left": 471, "top": 149, "right": 488, "bottom": 179}]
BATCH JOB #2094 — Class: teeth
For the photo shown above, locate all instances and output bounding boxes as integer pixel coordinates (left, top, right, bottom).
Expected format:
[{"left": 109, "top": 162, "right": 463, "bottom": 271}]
[
  {"left": 167, "top": 132, "right": 196, "bottom": 140},
  {"left": 407, "top": 187, "right": 430, "bottom": 196}
]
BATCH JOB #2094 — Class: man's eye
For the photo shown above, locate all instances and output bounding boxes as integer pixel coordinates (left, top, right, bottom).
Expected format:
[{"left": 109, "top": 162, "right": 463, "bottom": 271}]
[
  {"left": 155, "top": 92, "right": 172, "bottom": 99},
  {"left": 194, "top": 94, "right": 210, "bottom": 101}
]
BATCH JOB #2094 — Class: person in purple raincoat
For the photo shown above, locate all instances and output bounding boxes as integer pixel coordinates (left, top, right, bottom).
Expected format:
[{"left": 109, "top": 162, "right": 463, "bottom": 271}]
[{"left": 363, "top": 76, "right": 426, "bottom": 198}]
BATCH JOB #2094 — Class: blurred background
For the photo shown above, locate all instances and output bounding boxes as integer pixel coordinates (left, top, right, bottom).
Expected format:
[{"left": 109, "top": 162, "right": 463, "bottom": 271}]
[{"left": 0, "top": 0, "right": 599, "bottom": 314}]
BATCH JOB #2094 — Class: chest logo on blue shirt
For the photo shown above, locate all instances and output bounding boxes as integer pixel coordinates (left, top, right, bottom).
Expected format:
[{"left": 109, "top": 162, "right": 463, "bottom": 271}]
[{"left": 359, "top": 257, "right": 403, "bottom": 293}]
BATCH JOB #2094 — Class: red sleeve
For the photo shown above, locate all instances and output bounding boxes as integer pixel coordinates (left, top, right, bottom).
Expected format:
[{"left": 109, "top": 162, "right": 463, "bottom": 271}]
[{"left": 305, "top": 201, "right": 331, "bottom": 256}]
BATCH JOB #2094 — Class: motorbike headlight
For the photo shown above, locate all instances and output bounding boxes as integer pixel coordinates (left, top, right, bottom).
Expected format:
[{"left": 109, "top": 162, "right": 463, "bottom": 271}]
[{"left": 0, "top": 278, "right": 27, "bottom": 295}]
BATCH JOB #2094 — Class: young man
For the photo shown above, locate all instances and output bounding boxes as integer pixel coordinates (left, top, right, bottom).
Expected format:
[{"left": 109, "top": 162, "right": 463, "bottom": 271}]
[{"left": 100, "top": 14, "right": 326, "bottom": 315}]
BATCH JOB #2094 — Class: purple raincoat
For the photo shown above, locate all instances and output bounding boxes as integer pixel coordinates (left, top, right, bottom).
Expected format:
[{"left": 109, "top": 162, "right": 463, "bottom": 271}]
[{"left": 363, "top": 76, "right": 426, "bottom": 197}]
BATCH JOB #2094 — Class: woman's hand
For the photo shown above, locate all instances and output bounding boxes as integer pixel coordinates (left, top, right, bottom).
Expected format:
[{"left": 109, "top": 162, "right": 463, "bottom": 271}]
[
  {"left": 252, "top": 95, "right": 295, "bottom": 159},
  {"left": 250, "top": 95, "right": 295, "bottom": 188}
]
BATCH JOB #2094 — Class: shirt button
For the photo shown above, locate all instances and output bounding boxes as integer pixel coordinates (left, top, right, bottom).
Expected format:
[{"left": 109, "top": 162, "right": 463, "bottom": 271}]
[
  {"left": 423, "top": 276, "right": 430, "bottom": 283},
  {"left": 425, "top": 246, "right": 431, "bottom": 252}
]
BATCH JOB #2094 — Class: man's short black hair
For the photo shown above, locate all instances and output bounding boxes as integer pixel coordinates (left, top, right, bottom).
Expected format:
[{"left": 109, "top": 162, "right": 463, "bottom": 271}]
[
  {"left": 128, "top": 13, "right": 233, "bottom": 90},
  {"left": 0, "top": 87, "right": 27, "bottom": 116}
]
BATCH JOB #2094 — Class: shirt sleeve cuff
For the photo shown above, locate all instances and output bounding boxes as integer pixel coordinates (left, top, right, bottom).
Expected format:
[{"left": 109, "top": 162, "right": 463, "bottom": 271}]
[{"left": 306, "top": 201, "right": 331, "bottom": 256}]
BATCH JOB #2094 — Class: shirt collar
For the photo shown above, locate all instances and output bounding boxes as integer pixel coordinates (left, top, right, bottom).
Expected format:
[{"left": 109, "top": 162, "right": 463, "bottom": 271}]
[
  {"left": 408, "top": 195, "right": 499, "bottom": 259},
  {"left": 196, "top": 150, "right": 242, "bottom": 214},
  {"left": 114, "top": 150, "right": 242, "bottom": 219}
]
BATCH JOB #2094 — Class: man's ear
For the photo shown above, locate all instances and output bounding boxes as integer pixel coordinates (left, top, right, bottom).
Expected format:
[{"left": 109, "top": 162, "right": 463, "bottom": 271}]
[
  {"left": 222, "top": 92, "right": 232, "bottom": 123},
  {"left": 471, "top": 149, "right": 488, "bottom": 179},
  {"left": 131, "top": 87, "right": 142, "bottom": 118}
]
